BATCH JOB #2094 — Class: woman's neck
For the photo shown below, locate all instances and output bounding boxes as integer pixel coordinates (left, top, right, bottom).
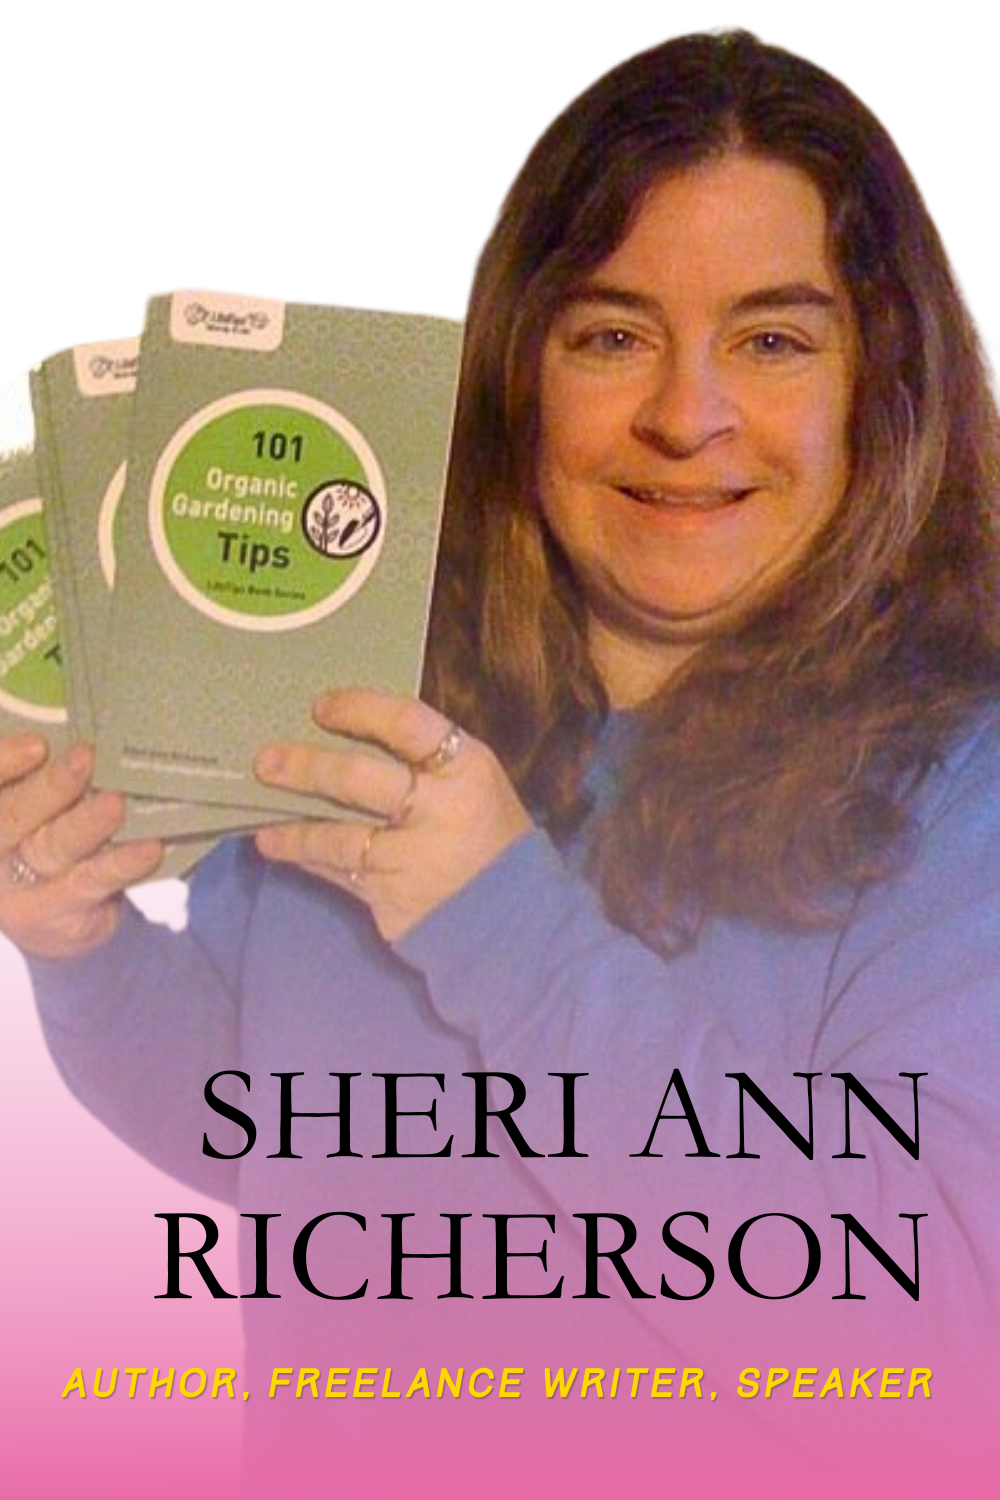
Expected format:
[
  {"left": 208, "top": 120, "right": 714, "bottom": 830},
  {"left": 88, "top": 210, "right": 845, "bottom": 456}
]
[{"left": 587, "top": 616, "right": 696, "bottom": 708}]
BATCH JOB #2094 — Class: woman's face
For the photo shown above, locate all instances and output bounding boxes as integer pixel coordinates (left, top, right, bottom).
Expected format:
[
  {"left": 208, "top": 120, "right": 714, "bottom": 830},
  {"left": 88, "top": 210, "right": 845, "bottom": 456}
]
[{"left": 537, "top": 154, "right": 856, "bottom": 702}]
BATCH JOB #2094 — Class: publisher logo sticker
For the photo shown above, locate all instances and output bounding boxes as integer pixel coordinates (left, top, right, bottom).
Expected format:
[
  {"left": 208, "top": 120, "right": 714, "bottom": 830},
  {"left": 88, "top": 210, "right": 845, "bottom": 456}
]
[
  {"left": 169, "top": 291, "right": 286, "bottom": 352},
  {"left": 72, "top": 338, "right": 140, "bottom": 398},
  {"left": 150, "top": 390, "right": 386, "bottom": 632},
  {"left": 0, "top": 500, "right": 67, "bottom": 723}
]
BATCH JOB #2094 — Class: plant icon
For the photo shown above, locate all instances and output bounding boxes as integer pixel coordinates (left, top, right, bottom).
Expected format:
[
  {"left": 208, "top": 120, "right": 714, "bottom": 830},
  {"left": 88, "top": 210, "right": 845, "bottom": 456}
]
[{"left": 302, "top": 481, "right": 381, "bottom": 559}]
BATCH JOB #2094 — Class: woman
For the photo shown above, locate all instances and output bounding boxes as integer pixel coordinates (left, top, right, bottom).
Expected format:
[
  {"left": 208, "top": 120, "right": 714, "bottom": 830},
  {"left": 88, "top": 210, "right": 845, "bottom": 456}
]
[{"left": 4, "top": 30, "right": 998, "bottom": 1494}]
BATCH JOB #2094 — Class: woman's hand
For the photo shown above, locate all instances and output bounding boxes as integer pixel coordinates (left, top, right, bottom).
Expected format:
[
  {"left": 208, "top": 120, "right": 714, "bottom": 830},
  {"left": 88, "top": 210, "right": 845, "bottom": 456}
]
[
  {"left": 253, "top": 688, "right": 534, "bottom": 940},
  {"left": 0, "top": 736, "right": 163, "bottom": 959}
]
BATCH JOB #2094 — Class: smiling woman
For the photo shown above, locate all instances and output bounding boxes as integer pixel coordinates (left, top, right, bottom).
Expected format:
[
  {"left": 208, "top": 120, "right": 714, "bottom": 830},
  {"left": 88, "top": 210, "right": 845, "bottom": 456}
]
[
  {"left": 6, "top": 27, "right": 1000, "bottom": 1498},
  {"left": 429, "top": 30, "right": 1000, "bottom": 944},
  {"left": 536, "top": 156, "right": 855, "bottom": 697}
]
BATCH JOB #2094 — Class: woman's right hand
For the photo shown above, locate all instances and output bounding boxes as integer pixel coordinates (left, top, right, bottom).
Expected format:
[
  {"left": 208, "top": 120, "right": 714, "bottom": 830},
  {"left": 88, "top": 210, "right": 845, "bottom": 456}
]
[{"left": 0, "top": 736, "right": 163, "bottom": 959}]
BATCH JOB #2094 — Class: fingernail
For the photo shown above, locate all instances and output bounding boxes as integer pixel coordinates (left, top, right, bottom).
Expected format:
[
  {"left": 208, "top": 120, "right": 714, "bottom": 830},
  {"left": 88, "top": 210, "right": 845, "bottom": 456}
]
[
  {"left": 65, "top": 743, "right": 93, "bottom": 776},
  {"left": 8, "top": 736, "right": 47, "bottom": 768},
  {"left": 93, "top": 791, "right": 125, "bottom": 821},
  {"left": 255, "top": 748, "right": 284, "bottom": 779},
  {"left": 255, "top": 827, "right": 279, "bottom": 856},
  {"left": 122, "top": 839, "right": 162, "bottom": 867}
]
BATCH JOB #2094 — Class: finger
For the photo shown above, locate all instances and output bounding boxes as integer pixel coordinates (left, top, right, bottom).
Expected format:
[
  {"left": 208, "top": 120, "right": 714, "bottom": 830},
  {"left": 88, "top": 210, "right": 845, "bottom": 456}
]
[
  {"left": 255, "top": 818, "right": 380, "bottom": 873},
  {"left": 1, "top": 837, "right": 165, "bottom": 959},
  {"left": 0, "top": 734, "right": 48, "bottom": 786},
  {"left": 19, "top": 789, "right": 127, "bottom": 882},
  {"left": 0, "top": 742, "right": 94, "bottom": 857},
  {"left": 59, "top": 837, "right": 164, "bottom": 905},
  {"left": 312, "top": 688, "right": 457, "bottom": 766},
  {"left": 254, "top": 742, "right": 415, "bottom": 820}
]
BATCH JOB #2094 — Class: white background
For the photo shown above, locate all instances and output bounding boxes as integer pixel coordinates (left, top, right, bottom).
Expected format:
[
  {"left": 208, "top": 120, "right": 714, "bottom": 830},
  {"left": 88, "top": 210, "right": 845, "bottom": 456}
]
[
  {"left": 0, "top": 1, "right": 996, "bottom": 384},
  {"left": 0, "top": 4, "right": 993, "bottom": 1483}
]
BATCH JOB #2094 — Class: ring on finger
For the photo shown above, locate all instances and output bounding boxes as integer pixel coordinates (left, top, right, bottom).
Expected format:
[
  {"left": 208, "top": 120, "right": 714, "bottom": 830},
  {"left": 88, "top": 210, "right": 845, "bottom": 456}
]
[
  {"left": 7, "top": 848, "right": 42, "bottom": 888},
  {"left": 348, "top": 824, "right": 381, "bottom": 892},
  {"left": 387, "top": 763, "right": 419, "bottom": 829},
  {"left": 415, "top": 723, "right": 463, "bottom": 776}
]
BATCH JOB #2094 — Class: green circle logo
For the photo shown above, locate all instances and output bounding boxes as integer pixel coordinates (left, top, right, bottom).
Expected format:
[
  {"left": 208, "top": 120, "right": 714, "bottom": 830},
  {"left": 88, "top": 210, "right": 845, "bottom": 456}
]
[
  {"left": 0, "top": 499, "right": 67, "bottom": 722},
  {"left": 150, "top": 390, "right": 387, "bottom": 631}
]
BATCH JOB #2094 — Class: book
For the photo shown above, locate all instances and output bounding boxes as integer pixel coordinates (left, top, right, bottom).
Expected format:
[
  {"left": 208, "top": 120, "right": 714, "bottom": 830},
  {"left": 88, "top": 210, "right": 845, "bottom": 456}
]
[
  {"left": 32, "top": 342, "right": 273, "bottom": 846},
  {"left": 95, "top": 291, "right": 461, "bottom": 817},
  {"left": 0, "top": 376, "right": 69, "bottom": 751}
]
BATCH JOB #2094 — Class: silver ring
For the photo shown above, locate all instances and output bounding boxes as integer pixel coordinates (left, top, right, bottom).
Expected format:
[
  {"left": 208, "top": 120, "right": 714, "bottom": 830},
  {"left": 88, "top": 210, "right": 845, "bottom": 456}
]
[
  {"left": 415, "top": 724, "right": 463, "bottom": 775},
  {"left": 348, "top": 825, "right": 380, "bottom": 892},
  {"left": 8, "top": 849, "right": 42, "bottom": 888}
]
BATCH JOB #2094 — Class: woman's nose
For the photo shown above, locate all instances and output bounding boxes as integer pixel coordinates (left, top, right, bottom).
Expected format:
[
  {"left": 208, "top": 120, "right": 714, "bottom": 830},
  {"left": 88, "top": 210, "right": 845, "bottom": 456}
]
[{"left": 630, "top": 353, "right": 738, "bottom": 457}]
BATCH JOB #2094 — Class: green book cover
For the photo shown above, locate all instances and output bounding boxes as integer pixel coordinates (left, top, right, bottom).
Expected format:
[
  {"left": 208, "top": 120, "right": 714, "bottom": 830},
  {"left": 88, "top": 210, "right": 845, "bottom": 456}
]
[
  {"left": 95, "top": 291, "right": 461, "bottom": 816},
  {"left": 30, "top": 342, "right": 137, "bottom": 735},
  {"left": 33, "top": 342, "right": 280, "bottom": 845},
  {"left": 0, "top": 376, "right": 69, "bottom": 752}
]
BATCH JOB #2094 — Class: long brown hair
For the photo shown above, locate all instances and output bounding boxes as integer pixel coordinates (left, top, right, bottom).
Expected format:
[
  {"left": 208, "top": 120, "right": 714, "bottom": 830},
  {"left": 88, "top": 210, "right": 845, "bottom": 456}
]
[{"left": 425, "top": 30, "right": 1000, "bottom": 950}]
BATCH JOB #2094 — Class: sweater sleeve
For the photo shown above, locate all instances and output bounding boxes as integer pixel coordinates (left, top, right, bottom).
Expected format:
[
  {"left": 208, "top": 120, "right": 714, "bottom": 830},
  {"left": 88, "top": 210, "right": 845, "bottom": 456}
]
[
  {"left": 397, "top": 727, "right": 1000, "bottom": 1363},
  {"left": 27, "top": 838, "right": 260, "bottom": 1203}
]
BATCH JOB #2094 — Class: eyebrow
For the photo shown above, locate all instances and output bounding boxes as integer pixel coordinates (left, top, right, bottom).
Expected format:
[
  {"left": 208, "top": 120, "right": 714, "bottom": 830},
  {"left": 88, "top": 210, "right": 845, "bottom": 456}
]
[
  {"left": 730, "top": 282, "right": 837, "bottom": 315},
  {"left": 559, "top": 280, "right": 838, "bottom": 318}
]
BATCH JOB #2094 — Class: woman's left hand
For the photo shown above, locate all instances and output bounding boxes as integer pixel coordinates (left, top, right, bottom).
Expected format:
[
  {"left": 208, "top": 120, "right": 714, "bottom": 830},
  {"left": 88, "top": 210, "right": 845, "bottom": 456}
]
[{"left": 253, "top": 687, "right": 534, "bottom": 940}]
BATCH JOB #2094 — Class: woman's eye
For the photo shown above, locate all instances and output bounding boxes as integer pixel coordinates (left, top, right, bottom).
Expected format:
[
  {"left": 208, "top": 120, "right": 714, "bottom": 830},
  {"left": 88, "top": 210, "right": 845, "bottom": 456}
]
[
  {"left": 569, "top": 326, "right": 648, "bottom": 355},
  {"left": 743, "top": 329, "right": 812, "bottom": 359}
]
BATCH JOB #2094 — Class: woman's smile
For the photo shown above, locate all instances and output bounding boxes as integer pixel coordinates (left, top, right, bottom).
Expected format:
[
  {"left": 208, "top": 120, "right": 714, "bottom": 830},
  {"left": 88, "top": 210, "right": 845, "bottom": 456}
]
[{"left": 615, "top": 481, "right": 756, "bottom": 515}]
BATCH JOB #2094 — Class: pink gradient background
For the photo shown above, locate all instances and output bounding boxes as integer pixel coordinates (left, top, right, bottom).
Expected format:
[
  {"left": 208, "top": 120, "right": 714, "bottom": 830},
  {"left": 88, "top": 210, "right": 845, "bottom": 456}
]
[
  {"left": 2, "top": 5, "right": 996, "bottom": 1497},
  {"left": 1, "top": 919, "right": 242, "bottom": 1499},
  {"left": 2, "top": 885, "right": 990, "bottom": 1497}
]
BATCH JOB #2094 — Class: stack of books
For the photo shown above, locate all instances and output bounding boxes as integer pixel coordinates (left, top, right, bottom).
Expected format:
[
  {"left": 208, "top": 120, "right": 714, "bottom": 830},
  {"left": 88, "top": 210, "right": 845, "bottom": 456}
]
[{"left": 0, "top": 290, "right": 461, "bottom": 874}]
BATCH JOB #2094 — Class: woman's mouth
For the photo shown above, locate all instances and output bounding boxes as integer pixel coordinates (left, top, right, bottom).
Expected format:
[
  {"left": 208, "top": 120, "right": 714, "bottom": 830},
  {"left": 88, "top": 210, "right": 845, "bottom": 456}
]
[{"left": 617, "top": 484, "right": 754, "bottom": 512}]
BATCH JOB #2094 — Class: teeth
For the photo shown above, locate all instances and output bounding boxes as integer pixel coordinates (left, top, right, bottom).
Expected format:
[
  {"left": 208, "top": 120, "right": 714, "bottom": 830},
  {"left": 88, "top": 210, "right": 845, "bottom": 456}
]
[{"left": 621, "top": 486, "right": 745, "bottom": 509}]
